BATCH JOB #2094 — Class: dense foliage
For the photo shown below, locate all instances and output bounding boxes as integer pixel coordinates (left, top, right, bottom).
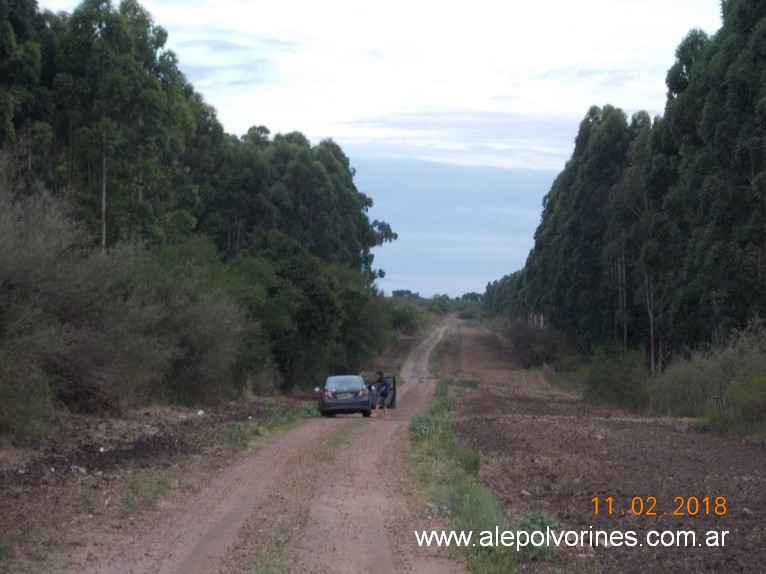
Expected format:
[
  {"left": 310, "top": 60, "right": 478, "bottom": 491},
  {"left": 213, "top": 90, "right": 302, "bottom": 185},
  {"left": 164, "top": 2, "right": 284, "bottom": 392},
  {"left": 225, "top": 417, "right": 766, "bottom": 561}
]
[
  {"left": 0, "top": 0, "right": 399, "bottom": 435},
  {"left": 486, "top": 0, "right": 766, "bottom": 371}
]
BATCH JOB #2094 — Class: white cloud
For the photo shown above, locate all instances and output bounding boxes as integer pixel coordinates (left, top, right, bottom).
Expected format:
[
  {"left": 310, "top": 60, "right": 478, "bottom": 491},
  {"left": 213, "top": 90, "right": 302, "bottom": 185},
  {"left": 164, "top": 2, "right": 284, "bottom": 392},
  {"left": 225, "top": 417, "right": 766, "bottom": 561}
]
[
  {"left": 40, "top": 0, "right": 722, "bottom": 169},
  {"left": 38, "top": 0, "right": 724, "bottom": 296}
]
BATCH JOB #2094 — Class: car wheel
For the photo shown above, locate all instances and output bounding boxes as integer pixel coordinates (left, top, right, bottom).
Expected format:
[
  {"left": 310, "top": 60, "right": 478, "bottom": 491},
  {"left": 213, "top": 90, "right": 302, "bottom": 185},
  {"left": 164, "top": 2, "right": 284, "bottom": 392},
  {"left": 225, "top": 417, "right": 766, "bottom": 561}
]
[{"left": 362, "top": 409, "right": 371, "bottom": 418}]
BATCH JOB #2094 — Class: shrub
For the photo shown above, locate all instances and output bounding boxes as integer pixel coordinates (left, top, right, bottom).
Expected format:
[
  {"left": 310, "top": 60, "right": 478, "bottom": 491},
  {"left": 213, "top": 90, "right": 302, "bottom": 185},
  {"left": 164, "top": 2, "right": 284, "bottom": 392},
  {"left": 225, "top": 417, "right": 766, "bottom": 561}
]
[
  {"left": 158, "top": 291, "right": 246, "bottom": 403},
  {"left": 0, "top": 351, "right": 54, "bottom": 438},
  {"left": 389, "top": 301, "right": 422, "bottom": 335},
  {"left": 451, "top": 440, "right": 480, "bottom": 477},
  {"left": 725, "top": 375, "right": 766, "bottom": 434},
  {"left": 515, "top": 511, "right": 558, "bottom": 562},
  {"left": 646, "top": 353, "right": 716, "bottom": 417},
  {"left": 502, "top": 320, "right": 579, "bottom": 370},
  {"left": 583, "top": 349, "right": 648, "bottom": 411},
  {"left": 647, "top": 324, "right": 766, "bottom": 435}
]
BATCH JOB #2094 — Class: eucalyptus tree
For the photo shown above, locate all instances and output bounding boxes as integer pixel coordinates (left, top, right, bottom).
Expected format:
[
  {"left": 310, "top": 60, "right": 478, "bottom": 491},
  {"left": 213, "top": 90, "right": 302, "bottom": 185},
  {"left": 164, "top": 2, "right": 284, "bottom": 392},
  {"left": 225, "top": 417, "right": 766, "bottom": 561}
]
[
  {"left": 0, "top": 0, "right": 44, "bottom": 146},
  {"left": 606, "top": 113, "right": 679, "bottom": 372},
  {"left": 312, "top": 138, "right": 397, "bottom": 278},
  {"left": 54, "top": 0, "right": 195, "bottom": 248},
  {"left": 662, "top": 4, "right": 766, "bottom": 344},
  {"left": 522, "top": 105, "right": 632, "bottom": 346}
]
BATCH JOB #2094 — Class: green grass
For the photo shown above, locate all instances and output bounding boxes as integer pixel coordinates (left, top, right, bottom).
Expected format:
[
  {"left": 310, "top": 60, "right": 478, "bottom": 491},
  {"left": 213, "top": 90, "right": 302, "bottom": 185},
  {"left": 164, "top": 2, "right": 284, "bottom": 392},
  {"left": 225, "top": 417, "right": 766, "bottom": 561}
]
[
  {"left": 247, "top": 526, "right": 293, "bottom": 574},
  {"left": 119, "top": 474, "right": 169, "bottom": 516},
  {"left": 408, "top": 374, "right": 558, "bottom": 573},
  {"left": 203, "top": 401, "right": 318, "bottom": 450},
  {"left": 0, "top": 535, "right": 17, "bottom": 569},
  {"left": 204, "top": 420, "right": 261, "bottom": 449},
  {"left": 264, "top": 402, "right": 318, "bottom": 427}
]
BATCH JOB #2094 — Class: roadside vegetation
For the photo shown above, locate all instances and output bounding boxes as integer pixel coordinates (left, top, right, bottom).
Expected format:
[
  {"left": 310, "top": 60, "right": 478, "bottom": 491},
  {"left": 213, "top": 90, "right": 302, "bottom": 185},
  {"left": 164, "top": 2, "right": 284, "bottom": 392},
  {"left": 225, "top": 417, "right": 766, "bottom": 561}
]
[
  {"left": 202, "top": 401, "right": 319, "bottom": 450},
  {"left": 494, "top": 318, "right": 766, "bottom": 439},
  {"left": 408, "top": 340, "right": 559, "bottom": 573},
  {"left": 647, "top": 324, "right": 766, "bottom": 438},
  {"left": 0, "top": 167, "right": 398, "bottom": 441}
]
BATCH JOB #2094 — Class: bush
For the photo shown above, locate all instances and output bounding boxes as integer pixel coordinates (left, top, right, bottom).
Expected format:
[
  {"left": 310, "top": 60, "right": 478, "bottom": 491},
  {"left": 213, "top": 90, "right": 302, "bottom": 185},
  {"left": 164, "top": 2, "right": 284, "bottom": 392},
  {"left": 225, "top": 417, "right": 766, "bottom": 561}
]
[
  {"left": 502, "top": 320, "right": 579, "bottom": 370},
  {"left": 646, "top": 354, "right": 716, "bottom": 417},
  {"left": 583, "top": 349, "right": 648, "bottom": 411},
  {"left": 0, "top": 351, "right": 54, "bottom": 438},
  {"left": 515, "top": 511, "right": 558, "bottom": 562},
  {"left": 647, "top": 324, "right": 766, "bottom": 435},
  {"left": 162, "top": 291, "right": 246, "bottom": 402},
  {"left": 726, "top": 375, "right": 766, "bottom": 433},
  {"left": 452, "top": 440, "right": 480, "bottom": 477},
  {"left": 389, "top": 300, "right": 422, "bottom": 335},
  {"left": 128, "top": 237, "right": 252, "bottom": 403}
]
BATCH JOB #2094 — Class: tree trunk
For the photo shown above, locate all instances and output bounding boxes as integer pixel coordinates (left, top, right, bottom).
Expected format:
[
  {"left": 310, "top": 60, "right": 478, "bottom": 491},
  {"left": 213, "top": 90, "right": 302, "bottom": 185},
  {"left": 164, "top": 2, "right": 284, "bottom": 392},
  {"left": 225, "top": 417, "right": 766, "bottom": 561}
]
[
  {"left": 137, "top": 146, "right": 143, "bottom": 203},
  {"left": 645, "top": 272, "right": 656, "bottom": 375},
  {"left": 621, "top": 243, "right": 628, "bottom": 351},
  {"left": 101, "top": 146, "right": 107, "bottom": 252},
  {"left": 27, "top": 123, "right": 33, "bottom": 172}
]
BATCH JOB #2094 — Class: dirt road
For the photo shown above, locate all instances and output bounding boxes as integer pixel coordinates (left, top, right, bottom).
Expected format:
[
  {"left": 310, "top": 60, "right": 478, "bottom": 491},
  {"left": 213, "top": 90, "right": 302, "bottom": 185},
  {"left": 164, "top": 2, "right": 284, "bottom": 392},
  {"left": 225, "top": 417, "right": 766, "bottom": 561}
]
[
  {"left": 60, "top": 325, "right": 465, "bottom": 574},
  {"left": 8, "top": 319, "right": 762, "bottom": 573}
]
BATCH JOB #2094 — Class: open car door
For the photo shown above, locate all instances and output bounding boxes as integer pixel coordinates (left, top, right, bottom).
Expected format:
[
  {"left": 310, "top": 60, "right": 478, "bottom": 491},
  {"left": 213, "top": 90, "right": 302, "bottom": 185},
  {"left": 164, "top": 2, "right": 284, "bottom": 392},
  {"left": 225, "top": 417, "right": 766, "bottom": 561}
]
[
  {"left": 386, "top": 376, "right": 396, "bottom": 409},
  {"left": 366, "top": 375, "right": 396, "bottom": 409}
]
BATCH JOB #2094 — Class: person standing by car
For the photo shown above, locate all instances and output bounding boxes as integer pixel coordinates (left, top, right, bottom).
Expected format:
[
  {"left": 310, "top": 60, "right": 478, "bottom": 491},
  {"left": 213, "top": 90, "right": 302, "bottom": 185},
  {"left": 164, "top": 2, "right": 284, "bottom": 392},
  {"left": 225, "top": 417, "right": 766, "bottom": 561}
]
[{"left": 370, "top": 371, "right": 390, "bottom": 420}]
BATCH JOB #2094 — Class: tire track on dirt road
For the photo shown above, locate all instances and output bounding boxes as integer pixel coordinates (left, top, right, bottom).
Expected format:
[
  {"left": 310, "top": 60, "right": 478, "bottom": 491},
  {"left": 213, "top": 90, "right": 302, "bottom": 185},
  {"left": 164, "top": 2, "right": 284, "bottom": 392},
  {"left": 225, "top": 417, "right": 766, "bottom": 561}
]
[
  {"left": 291, "top": 325, "right": 465, "bottom": 574},
  {"left": 63, "top": 324, "right": 465, "bottom": 574}
]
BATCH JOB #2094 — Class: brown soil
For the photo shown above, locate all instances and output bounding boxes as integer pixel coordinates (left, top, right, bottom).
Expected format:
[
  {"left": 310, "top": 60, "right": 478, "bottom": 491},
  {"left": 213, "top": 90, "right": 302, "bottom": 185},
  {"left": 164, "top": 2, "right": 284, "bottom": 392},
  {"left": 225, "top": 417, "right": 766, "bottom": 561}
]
[
  {"left": 0, "top": 329, "right": 466, "bottom": 574},
  {"left": 3, "top": 319, "right": 763, "bottom": 574},
  {"left": 437, "top": 320, "right": 765, "bottom": 573}
]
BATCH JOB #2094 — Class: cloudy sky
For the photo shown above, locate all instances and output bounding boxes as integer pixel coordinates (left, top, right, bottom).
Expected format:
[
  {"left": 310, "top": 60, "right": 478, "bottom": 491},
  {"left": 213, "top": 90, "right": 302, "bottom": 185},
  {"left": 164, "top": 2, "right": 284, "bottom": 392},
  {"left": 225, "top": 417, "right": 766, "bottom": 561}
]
[{"left": 42, "top": 0, "right": 724, "bottom": 297}]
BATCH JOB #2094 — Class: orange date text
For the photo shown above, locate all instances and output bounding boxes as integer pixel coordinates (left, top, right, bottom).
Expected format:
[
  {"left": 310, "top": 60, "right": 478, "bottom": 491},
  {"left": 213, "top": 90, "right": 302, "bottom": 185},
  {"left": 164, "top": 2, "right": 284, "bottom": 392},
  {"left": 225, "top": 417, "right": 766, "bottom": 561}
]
[{"left": 591, "top": 496, "right": 728, "bottom": 517}]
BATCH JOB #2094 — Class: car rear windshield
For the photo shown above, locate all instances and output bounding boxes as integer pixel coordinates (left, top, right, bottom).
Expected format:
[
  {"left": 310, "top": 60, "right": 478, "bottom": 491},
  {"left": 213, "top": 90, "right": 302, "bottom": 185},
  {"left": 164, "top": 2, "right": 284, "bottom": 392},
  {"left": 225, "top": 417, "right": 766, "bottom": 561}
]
[{"left": 325, "top": 376, "right": 364, "bottom": 390}]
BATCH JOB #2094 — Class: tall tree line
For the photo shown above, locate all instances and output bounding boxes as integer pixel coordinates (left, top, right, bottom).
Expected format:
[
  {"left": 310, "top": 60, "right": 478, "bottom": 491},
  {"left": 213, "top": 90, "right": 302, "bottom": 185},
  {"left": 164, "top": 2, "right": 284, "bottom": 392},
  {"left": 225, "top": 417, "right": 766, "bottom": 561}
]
[
  {"left": 0, "top": 0, "right": 398, "bottom": 423},
  {"left": 486, "top": 0, "right": 766, "bottom": 371},
  {"left": 1, "top": 0, "right": 395, "bottom": 269}
]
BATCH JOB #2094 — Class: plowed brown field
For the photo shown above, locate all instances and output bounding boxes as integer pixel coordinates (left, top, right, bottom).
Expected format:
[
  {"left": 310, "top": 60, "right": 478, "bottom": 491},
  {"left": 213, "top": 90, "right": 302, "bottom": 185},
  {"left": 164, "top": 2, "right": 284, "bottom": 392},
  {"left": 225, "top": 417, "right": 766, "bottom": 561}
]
[{"left": 437, "top": 320, "right": 765, "bottom": 573}]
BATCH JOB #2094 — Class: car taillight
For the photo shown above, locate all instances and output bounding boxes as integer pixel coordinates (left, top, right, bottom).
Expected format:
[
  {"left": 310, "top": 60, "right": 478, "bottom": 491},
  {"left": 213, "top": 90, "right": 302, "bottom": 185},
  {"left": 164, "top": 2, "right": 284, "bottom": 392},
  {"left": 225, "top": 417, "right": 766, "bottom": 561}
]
[
  {"left": 322, "top": 390, "right": 333, "bottom": 398},
  {"left": 356, "top": 389, "right": 369, "bottom": 398}
]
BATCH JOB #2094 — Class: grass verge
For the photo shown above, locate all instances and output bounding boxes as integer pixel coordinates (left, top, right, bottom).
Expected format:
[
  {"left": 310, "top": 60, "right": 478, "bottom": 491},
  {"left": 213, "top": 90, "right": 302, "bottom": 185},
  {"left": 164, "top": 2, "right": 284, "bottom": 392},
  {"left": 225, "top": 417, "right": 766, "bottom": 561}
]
[
  {"left": 203, "top": 401, "right": 318, "bottom": 450},
  {"left": 119, "top": 473, "right": 170, "bottom": 516},
  {"left": 409, "top": 375, "right": 558, "bottom": 573}
]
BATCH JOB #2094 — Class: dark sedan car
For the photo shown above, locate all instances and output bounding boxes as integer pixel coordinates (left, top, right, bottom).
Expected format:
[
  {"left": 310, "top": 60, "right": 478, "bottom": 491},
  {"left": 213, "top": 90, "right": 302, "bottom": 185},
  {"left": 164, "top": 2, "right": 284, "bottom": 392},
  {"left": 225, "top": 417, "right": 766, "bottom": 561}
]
[{"left": 315, "top": 375, "right": 372, "bottom": 417}]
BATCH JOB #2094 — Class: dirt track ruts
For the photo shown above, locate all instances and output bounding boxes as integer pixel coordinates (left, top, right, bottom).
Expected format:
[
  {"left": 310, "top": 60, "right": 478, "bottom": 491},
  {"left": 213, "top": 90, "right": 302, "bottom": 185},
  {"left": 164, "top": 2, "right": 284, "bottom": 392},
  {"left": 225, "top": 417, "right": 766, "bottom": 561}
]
[{"left": 62, "top": 324, "right": 466, "bottom": 574}]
